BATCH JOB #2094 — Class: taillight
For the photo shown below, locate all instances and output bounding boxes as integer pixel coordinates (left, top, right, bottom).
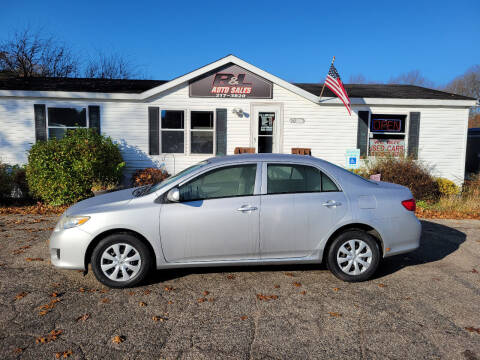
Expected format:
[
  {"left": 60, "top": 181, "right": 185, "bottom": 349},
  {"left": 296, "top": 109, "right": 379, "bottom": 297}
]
[{"left": 401, "top": 198, "right": 416, "bottom": 211}]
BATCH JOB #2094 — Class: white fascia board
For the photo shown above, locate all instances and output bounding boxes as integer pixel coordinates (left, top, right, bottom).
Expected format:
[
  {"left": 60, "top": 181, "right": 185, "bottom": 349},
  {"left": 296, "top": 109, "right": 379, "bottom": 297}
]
[
  {"left": 0, "top": 89, "right": 141, "bottom": 101},
  {"left": 320, "top": 97, "right": 477, "bottom": 108},
  {"left": 140, "top": 55, "right": 320, "bottom": 103}
]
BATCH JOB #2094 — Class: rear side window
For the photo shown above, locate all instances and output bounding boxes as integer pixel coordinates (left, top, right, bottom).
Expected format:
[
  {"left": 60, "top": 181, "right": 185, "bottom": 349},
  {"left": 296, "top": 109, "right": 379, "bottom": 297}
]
[
  {"left": 180, "top": 164, "right": 257, "bottom": 201},
  {"left": 267, "top": 164, "right": 339, "bottom": 195}
]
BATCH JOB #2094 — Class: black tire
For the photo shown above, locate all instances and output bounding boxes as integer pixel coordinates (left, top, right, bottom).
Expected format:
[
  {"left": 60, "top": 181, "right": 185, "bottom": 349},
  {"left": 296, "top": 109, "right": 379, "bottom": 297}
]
[
  {"left": 326, "top": 230, "right": 380, "bottom": 282},
  {"left": 91, "top": 233, "right": 153, "bottom": 288}
]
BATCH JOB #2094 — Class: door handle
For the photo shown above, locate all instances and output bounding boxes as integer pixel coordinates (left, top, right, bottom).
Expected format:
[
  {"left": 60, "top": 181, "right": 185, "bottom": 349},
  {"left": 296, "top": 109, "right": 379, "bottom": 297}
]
[
  {"left": 237, "top": 205, "right": 258, "bottom": 212},
  {"left": 322, "top": 200, "right": 342, "bottom": 208}
]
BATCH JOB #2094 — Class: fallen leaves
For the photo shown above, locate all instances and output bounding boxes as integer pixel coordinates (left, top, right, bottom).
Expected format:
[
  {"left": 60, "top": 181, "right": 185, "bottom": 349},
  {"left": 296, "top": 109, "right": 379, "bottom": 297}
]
[
  {"left": 274, "top": 285, "right": 280, "bottom": 289},
  {"left": 112, "top": 335, "right": 125, "bottom": 344},
  {"left": 26, "top": 257, "right": 43, "bottom": 262},
  {"left": 14, "top": 347, "right": 23, "bottom": 354},
  {"left": 465, "top": 327, "right": 480, "bottom": 334},
  {"left": 300, "top": 290, "right": 307, "bottom": 295},
  {"left": 14, "top": 292, "right": 28, "bottom": 301},
  {"left": 139, "top": 302, "right": 147, "bottom": 307},
  {"left": 164, "top": 285, "right": 174, "bottom": 292},
  {"left": 472, "top": 268, "right": 478, "bottom": 274},
  {"left": 284, "top": 272, "right": 294, "bottom": 277},
  {"left": 333, "top": 288, "right": 340, "bottom": 292},
  {"left": 55, "top": 350, "right": 73, "bottom": 358},
  {"left": 0, "top": 203, "right": 67, "bottom": 215},
  {"left": 36, "top": 329, "right": 63, "bottom": 344},
  {"left": 415, "top": 207, "right": 480, "bottom": 220},
  {"left": 152, "top": 315, "right": 168, "bottom": 322},
  {"left": 101, "top": 298, "right": 110, "bottom": 304},
  {"left": 38, "top": 297, "right": 61, "bottom": 315},
  {"left": 256, "top": 294, "right": 279, "bottom": 301},
  {"left": 226, "top": 274, "right": 235, "bottom": 280},
  {"left": 377, "top": 283, "right": 387, "bottom": 288},
  {"left": 76, "top": 313, "right": 90, "bottom": 322},
  {"left": 13, "top": 245, "right": 31, "bottom": 255},
  {"left": 202, "top": 290, "right": 210, "bottom": 296},
  {"left": 328, "top": 312, "right": 342, "bottom": 317},
  {"left": 240, "top": 315, "right": 248, "bottom": 320},
  {"left": 293, "top": 282, "right": 302, "bottom": 287}
]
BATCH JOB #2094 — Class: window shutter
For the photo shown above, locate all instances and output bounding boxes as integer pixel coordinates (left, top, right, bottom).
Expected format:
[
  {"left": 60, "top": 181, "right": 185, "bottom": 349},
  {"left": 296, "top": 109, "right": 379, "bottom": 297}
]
[
  {"left": 357, "top": 111, "right": 369, "bottom": 157},
  {"left": 148, "top": 107, "right": 160, "bottom": 155},
  {"left": 34, "top": 104, "right": 47, "bottom": 142},
  {"left": 88, "top": 106, "right": 101, "bottom": 134},
  {"left": 408, "top": 112, "right": 421, "bottom": 159},
  {"left": 216, "top": 108, "right": 227, "bottom": 156}
]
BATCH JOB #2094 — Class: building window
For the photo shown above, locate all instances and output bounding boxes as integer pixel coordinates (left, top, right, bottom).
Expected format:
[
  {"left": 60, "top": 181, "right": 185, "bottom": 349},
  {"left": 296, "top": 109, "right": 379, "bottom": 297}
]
[
  {"left": 47, "top": 107, "right": 87, "bottom": 139},
  {"left": 161, "top": 110, "right": 184, "bottom": 153},
  {"left": 191, "top": 111, "right": 214, "bottom": 154},
  {"left": 368, "top": 114, "right": 406, "bottom": 157}
]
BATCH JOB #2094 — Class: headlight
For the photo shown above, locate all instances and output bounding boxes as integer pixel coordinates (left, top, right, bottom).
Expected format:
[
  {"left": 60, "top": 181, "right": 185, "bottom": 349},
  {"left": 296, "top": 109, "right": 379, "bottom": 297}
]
[{"left": 55, "top": 215, "right": 90, "bottom": 231}]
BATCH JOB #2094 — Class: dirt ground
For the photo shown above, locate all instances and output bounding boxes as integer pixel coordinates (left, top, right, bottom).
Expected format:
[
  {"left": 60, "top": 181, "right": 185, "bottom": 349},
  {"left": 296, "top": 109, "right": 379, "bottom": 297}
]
[{"left": 0, "top": 214, "right": 479, "bottom": 359}]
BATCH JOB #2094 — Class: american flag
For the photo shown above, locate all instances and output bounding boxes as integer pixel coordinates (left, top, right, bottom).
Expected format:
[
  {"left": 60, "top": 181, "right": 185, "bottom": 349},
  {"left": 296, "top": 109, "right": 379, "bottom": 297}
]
[{"left": 324, "top": 64, "right": 351, "bottom": 115}]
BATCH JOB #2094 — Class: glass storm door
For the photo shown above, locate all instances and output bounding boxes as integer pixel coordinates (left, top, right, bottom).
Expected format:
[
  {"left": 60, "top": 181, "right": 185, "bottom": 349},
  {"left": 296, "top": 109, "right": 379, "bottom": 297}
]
[{"left": 252, "top": 105, "right": 281, "bottom": 153}]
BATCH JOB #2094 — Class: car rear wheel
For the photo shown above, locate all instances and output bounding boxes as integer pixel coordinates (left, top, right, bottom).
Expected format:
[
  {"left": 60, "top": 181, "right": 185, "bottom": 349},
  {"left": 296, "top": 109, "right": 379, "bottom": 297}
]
[
  {"left": 326, "top": 230, "right": 380, "bottom": 282},
  {"left": 91, "top": 233, "right": 153, "bottom": 288}
]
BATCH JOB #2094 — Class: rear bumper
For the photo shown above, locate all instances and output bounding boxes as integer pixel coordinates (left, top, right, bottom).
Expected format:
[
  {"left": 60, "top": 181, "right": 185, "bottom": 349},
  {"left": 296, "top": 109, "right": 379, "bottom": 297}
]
[
  {"left": 378, "top": 214, "right": 421, "bottom": 257},
  {"left": 49, "top": 227, "right": 93, "bottom": 270}
]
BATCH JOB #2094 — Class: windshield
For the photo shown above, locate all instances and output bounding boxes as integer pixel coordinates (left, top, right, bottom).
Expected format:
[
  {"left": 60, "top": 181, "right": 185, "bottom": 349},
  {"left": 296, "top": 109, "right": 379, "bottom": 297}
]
[{"left": 144, "top": 161, "right": 209, "bottom": 195}]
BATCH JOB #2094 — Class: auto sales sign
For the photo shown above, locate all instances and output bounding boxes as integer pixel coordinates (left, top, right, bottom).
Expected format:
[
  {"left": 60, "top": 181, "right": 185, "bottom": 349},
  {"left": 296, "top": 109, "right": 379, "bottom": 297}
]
[{"left": 189, "top": 64, "right": 273, "bottom": 99}]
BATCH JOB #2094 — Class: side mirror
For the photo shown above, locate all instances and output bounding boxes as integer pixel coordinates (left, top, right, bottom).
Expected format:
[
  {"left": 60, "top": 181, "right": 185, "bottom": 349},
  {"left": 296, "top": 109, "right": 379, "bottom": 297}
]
[{"left": 166, "top": 188, "right": 180, "bottom": 202}]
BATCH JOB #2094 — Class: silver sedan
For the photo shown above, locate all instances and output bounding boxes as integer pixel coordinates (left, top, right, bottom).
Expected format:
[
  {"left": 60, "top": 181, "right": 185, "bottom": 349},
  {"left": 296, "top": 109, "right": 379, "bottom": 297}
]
[{"left": 49, "top": 154, "right": 421, "bottom": 288}]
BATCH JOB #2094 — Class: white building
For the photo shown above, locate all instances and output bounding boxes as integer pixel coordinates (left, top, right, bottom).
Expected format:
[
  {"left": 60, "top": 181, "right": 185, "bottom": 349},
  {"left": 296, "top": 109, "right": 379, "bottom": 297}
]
[{"left": 0, "top": 55, "right": 476, "bottom": 184}]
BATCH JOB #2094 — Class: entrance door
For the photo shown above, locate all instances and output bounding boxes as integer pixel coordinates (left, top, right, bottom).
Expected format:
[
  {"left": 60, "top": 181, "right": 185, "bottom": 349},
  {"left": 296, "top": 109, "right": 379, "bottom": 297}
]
[{"left": 251, "top": 105, "right": 282, "bottom": 153}]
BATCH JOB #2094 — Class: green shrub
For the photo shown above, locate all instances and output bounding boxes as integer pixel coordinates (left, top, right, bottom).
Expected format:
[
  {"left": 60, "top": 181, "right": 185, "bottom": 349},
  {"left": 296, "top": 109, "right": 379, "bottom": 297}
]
[
  {"left": 0, "top": 162, "right": 13, "bottom": 201},
  {"left": 26, "top": 128, "right": 125, "bottom": 205},
  {"left": 357, "top": 156, "right": 440, "bottom": 200},
  {"left": 130, "top": 167, "right": 170, "bottom": 187},
  {"left": 436, "top": 178, "right": 460, "bottom": 196}
]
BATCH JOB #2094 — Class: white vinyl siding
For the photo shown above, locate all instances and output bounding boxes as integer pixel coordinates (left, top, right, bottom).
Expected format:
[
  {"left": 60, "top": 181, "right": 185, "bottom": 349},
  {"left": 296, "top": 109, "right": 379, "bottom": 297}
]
[{"left": 0, "top": 83, "right": 471, "bottom": 185}]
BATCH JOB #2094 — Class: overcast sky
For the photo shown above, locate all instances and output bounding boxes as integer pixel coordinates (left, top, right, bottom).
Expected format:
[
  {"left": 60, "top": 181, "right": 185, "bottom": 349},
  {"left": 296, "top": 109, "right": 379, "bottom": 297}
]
[{"left": 1, "top": 0, "right": 479, "bottom": 85}]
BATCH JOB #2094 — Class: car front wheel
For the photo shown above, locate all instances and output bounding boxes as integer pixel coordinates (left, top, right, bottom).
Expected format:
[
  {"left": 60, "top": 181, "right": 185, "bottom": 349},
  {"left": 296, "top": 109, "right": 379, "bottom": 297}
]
[
  {"left": 326, "top": 230, "right": 380, "bottom": 282},
  {"left": 91, "top": 233, "right": 153, "bottom": 288}
]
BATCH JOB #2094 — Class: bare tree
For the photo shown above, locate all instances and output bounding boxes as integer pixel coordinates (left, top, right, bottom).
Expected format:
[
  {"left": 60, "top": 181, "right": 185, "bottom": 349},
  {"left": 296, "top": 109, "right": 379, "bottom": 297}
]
[
  {"left": 85, "top": 51, "right": 139, "bottom": 79},
  {"left": 0, "top": 28, "right": 79, "bottom": 77},
  {"left": 348, "top": 74, "right": 368, "bottom": 84},
  {"left": 444, "top": 65, "right": 480, "bottom": 124},
  {"left": 388, "top": 70, "right": 435, "bottom": 88},
  {"left": 444, "top": 65, "right": 480, "bottom": 100}
]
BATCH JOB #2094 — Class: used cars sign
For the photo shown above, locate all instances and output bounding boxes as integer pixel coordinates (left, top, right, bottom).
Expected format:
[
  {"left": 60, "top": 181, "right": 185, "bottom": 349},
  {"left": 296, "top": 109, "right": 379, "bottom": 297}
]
[{"left": 189, "top": 63, "right": 273, "bottom": 99}]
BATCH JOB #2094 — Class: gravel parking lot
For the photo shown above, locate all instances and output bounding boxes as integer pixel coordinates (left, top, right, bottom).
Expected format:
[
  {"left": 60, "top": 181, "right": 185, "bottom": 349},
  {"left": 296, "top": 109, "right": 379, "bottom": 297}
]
[{"left": 0, "top": 214, "right": 479, "bottom": 359}]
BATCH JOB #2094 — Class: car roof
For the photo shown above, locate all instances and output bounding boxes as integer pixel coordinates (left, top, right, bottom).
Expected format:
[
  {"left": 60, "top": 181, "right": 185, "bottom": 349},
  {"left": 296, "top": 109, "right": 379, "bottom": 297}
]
[{"left": 207, "top": 153, "right": 328, "bottom": 165}]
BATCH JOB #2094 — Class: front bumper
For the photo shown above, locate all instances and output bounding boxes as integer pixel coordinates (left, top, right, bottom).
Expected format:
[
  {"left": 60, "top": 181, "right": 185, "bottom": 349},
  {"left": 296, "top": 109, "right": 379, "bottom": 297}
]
[{"left": 49, "top": 227, "right": 93, "bottom": 270}]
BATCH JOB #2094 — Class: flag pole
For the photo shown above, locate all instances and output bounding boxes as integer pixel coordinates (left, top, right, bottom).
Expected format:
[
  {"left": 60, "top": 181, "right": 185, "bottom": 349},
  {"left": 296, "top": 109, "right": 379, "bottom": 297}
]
[{"left": 319, "top": 56, "right": 335, "bottom": 99}]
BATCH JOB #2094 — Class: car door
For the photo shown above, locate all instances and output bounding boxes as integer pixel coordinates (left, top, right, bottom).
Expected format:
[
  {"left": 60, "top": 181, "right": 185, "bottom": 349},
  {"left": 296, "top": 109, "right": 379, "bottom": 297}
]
[
  {"left": 260, "top": 162, "right": 347, "bottom": 259},
  {"left": 160, "top": 163, "right": 261, "bottom": 262}
]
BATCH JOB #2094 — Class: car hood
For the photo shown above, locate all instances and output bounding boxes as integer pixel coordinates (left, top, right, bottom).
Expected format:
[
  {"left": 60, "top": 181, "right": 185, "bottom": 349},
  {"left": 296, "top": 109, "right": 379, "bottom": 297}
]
[{"left": 66, "top": 188, "right": 135, "bottom": 215}]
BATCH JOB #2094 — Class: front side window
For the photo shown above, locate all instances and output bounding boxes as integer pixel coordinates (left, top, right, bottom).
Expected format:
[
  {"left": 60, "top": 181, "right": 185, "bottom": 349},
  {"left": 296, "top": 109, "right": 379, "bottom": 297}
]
[
  {"left": 191, "top": 111, "right": 214, "bottom": 154},
  {"left": 180, "top": 164, "right": 257, "bottom": 201},
  {"left": 161, "top": 110, "right": 184, "bottom": 153},
  {"left": 267, "top": 164, "right": 339, "bottom": 195},
  {"left": 47, "top": 107, "right": 87, "bottom": 139}
]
